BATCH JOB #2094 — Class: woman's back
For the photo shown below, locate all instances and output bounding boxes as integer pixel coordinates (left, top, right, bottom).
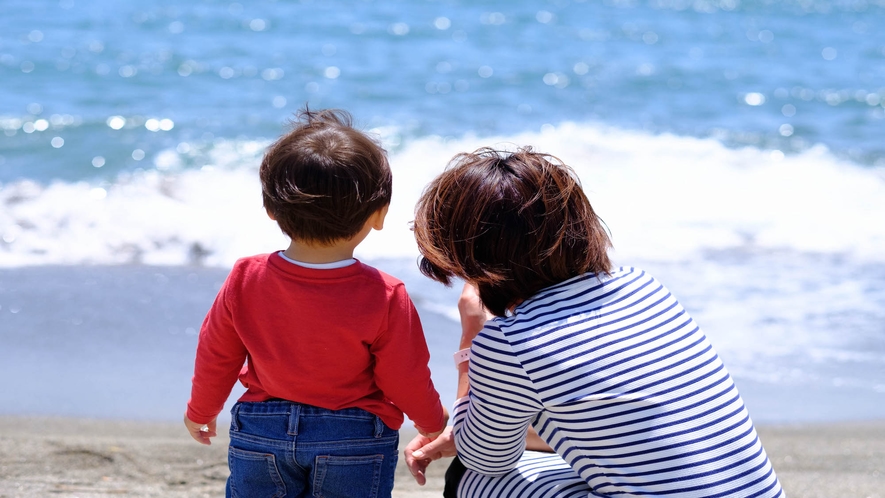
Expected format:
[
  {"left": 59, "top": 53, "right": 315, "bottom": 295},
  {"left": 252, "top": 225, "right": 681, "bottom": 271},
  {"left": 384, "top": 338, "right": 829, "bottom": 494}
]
[{"left": 458, "top": 267, "right": 781, "bottom": 497}]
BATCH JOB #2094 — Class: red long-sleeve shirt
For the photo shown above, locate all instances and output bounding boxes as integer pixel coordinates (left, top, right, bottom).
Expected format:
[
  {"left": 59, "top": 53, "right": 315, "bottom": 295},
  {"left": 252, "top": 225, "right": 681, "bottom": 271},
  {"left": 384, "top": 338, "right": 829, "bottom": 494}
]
[{"left": 186, "top": 252, "right": 445, "bottom": 433}]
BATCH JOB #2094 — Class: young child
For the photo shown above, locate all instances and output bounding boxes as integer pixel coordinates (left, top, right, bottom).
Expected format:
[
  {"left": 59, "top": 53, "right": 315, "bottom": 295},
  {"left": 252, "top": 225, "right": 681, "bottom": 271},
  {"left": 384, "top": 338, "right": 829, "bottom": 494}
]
[{"left": 184, "top": 108, "right": 446, "bottom": 498}]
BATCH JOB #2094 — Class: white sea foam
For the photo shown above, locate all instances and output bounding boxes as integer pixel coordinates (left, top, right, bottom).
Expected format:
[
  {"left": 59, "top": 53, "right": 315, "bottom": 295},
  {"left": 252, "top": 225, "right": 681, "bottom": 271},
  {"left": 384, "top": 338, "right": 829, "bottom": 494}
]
[
  {"left": 1, "top": 122, "right": 884, "bottom": 268},
  {"left": 2, "top": 123, "right": 883, "bottom": 421}
]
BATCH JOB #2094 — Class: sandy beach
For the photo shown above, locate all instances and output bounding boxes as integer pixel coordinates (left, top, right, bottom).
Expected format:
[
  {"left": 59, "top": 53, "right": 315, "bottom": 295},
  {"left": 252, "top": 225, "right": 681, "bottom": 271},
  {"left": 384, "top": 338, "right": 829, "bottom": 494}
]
[{"left": 0, "top": 416, "right": 882, "bottom": 497}]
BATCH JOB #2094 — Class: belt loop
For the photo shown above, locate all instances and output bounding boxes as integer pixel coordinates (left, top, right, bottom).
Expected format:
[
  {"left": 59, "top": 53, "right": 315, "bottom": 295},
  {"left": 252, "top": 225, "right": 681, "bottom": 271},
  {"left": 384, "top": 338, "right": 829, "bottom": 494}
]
[
  {"left": 374, "top": 415, "right": 384, "bottom": 438},
  {"left": 230, "top": 403, "right": 241, "bottom": 432},
  {"left": 288, "top": 403, "right": 300, "bottom": 436}
]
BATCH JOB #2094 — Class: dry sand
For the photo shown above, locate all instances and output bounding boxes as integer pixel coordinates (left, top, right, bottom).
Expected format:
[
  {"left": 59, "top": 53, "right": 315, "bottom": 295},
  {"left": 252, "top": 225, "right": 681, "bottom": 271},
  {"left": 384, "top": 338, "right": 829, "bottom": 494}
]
[{"left": 0, "top": 416, "right": 882, "bottom": 497}]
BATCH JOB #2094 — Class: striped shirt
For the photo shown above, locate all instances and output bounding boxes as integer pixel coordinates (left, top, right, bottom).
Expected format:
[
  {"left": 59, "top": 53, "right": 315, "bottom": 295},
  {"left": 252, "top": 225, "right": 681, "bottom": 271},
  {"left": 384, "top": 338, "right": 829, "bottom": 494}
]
[{"left": 452, "top": 267, "right": 783, "bottom": 497}]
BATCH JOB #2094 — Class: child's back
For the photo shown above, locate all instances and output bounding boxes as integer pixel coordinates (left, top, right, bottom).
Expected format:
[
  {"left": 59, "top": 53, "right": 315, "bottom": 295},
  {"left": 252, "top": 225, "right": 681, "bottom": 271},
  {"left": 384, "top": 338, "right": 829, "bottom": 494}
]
[
  {"left": 184, "top": 109, "right": 445, "bottom": 498},
  {"left": 190, "top": 253, "right": 443, "bottom": 432}
]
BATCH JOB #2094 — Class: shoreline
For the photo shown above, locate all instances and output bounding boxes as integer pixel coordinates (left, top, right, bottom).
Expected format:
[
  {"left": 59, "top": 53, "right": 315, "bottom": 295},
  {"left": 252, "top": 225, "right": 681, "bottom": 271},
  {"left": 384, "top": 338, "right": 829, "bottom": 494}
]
[{"left": 0, "top": 417, "right": 883, "bottom": 497}]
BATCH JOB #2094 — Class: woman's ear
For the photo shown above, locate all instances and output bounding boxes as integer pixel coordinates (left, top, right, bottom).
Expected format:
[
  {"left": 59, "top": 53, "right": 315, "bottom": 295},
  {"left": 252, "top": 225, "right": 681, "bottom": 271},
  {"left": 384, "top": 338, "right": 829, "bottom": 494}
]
[{"left": 266, "top": 208, "right": 276, "bottom": 221}]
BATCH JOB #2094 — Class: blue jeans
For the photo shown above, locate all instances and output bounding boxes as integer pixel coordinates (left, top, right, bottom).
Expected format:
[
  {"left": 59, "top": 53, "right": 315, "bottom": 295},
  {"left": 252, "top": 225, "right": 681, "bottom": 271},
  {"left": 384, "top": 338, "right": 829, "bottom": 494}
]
[{"left": 226, "top": 400, "right": 399, "bottom": 498}]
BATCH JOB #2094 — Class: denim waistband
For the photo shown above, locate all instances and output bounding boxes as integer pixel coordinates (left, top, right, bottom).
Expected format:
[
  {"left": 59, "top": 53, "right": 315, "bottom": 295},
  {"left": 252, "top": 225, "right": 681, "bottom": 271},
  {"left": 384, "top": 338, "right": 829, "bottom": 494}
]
[
  {"left": 231, "top": 400, "right": 386, "bottom": 437},
  {"left": 234, "top": 399, "right": 376, "bottom": 417}
]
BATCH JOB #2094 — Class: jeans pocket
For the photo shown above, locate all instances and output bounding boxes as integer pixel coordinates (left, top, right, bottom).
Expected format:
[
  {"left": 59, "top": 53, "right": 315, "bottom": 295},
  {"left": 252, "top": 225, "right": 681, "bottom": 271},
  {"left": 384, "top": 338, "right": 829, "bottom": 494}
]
[
  {"left": 228, "top": 446, "right": 287, "bottom": 498},
  {"left": 312, "top": 454, "right": 384, "bottom": 498}
]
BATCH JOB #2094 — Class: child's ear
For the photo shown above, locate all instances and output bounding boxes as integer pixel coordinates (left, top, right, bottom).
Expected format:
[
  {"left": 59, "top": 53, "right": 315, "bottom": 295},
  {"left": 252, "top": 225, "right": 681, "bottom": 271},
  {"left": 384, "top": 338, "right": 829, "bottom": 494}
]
[
  {"left": 371, "top": 204, "right": 390, "bottom": 230},
  {"left": 266, "top": 208, "right": 276, "bottom": 221}
]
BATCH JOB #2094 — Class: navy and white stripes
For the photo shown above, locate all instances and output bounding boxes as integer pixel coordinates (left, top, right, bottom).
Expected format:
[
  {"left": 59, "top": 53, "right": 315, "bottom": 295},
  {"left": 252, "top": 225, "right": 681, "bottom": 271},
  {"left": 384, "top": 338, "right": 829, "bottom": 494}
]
[{"left": 452, "top": 267, "right": 783, "bottom": 497}]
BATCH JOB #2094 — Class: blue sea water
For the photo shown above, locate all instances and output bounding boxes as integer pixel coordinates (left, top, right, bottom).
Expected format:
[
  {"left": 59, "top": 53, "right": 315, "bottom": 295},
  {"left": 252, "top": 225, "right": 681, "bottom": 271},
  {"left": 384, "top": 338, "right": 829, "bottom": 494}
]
[{"left": 1, "top": 0, "right": 884, "bottom": 423}]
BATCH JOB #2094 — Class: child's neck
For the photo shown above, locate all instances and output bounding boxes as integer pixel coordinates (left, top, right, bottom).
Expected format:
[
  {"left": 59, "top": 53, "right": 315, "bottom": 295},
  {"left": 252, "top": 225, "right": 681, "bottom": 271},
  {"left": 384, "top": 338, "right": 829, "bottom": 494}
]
[
  {"left": 283, "top": 239, "right": 358, "bottom": 265},
  {"left": 280, "top": 209, "right": 379, "bottom": 264}
]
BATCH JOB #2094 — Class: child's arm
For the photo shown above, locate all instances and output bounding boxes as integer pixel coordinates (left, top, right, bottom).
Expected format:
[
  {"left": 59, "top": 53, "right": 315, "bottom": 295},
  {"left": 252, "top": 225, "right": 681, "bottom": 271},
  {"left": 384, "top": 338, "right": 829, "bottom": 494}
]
[
  {"left": 414, "top": 406, "right": 448, "bottom": 440},
  {"left": 415, "top": 425, "right": 445, "bottom": 440},
  {"left": 184, "top": 274, "right": 247, "bottom": 442},
  {"left": 371, "top": 284, "right": 447, "bottom": 435}
]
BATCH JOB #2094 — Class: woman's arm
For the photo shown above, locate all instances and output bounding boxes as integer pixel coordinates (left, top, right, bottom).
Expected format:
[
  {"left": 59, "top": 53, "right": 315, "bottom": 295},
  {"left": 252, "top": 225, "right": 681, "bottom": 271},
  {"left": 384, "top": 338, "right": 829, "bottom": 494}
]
[
  {"left": 526, "top": 426, "right": 554, "bottom": 452},
  {"left": 457, "top": 285, "right": 551, "bottom": 450},
  {"left": 455, "top": 282, "right": 488, "bottom": 396},
  {"left": 452, "top": 284, "right": 549, "bottom": 474},
  {"left": 404, "top": 283, "right": 551, "bottom": 484}
]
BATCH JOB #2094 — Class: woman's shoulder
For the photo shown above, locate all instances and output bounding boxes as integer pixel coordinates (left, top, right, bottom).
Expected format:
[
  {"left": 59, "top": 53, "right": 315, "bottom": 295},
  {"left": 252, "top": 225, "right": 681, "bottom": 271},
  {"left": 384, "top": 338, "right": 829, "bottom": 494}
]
[
  {"left": 497, "top": 266, "right": 668, "bottom": 329},
  {"left": 523, "top": 266, "right": 655, "bottom": 306}
]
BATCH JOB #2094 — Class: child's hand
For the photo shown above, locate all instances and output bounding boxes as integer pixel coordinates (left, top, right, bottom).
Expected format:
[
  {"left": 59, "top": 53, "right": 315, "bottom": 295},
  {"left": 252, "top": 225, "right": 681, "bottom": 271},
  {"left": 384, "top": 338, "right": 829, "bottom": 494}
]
[
  {"left": 404, "top": 427, "right": 456, "bottom": 485},
  {"left": 416, "top": 426, "right": 446, "bottom": 440},
  {"left": 184, "top": 414, "right": 217, "bottom": 445}
]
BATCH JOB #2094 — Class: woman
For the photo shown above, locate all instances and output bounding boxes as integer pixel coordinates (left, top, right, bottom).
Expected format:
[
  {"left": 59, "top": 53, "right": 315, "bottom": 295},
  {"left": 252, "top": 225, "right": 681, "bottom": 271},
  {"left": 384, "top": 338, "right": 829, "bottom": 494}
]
[{"left": 405, "top": 147, "right": 783, "bottom": 497}]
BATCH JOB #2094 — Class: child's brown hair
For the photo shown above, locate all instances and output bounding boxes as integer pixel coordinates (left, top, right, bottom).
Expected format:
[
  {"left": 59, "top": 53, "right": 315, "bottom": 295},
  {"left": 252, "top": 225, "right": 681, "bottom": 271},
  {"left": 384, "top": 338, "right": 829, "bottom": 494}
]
[
  {"left": 413, "top": 147, "right": 612, "bottom": 316},
  {"left": 260, "top": 108, "right": 391, "bottom": 244}
]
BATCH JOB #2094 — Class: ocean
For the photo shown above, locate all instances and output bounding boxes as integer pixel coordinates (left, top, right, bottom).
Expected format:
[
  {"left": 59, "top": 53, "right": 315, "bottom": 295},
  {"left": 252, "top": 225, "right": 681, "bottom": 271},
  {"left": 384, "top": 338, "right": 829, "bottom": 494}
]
[{"left": 1, "top": 0, "right": 884, "bottom": 424}]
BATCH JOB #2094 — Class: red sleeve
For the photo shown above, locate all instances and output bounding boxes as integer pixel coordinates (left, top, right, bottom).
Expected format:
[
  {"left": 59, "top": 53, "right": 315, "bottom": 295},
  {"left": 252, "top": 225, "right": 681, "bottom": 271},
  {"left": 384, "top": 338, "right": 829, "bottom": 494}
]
[
  {"left": 370, "top": 283, "right": 446, "bottom": 434},
  {"left": 185, "top": 276, "right": 247, "bottom": 424}
]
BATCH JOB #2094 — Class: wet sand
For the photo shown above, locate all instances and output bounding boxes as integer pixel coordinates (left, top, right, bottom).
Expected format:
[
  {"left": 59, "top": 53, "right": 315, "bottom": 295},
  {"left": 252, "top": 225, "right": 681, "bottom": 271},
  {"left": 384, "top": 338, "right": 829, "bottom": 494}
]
[{"left": 1, "top": 416, "right": 883, "bottom": 497}]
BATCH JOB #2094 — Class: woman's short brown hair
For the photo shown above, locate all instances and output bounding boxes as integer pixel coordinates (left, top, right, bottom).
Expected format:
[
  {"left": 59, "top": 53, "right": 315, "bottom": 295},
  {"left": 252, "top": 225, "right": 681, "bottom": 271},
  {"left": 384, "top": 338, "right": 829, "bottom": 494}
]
[
  {"left": 260, "top": 108, "right": 391, "bottom": 244},
  {"left": 413, "top": 147, "right": 612, "bottom": 316}
]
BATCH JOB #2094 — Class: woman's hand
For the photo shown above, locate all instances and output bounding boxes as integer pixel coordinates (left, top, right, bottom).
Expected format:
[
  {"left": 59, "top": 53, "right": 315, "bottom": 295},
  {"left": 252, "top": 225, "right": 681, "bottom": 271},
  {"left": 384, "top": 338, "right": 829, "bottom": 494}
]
[
  {"left": 458, "top": 283, "right": 492, "bottom": 348},
  {"left": 404, "top": 426, "right": 457, "bottom": 485}
]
